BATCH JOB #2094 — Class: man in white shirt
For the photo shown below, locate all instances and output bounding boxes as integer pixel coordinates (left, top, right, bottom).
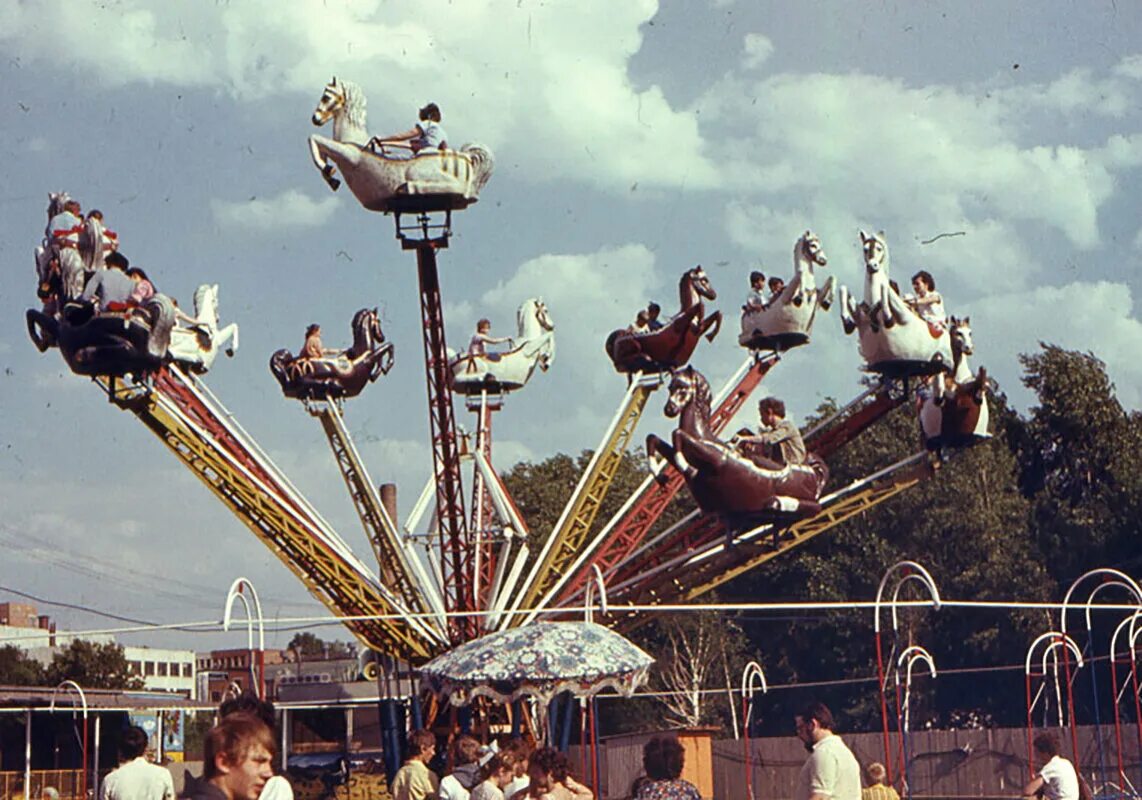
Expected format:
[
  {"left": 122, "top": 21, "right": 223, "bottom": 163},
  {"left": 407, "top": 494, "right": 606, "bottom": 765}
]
[
  {"left": 100, "top": 726, "right": 174, "bottom": 800},
  {"left": 794, "top": 701, "right": 861, "bottom": 800},
  {"left": 1023, "top": 732, "right": 1080, "bottom": 800}
]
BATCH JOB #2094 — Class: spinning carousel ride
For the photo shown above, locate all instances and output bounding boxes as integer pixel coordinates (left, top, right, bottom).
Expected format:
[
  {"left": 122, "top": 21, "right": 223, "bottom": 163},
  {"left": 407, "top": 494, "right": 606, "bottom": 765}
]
[{"left": 24, "top": 79, "right": 994, "bottom": 686}]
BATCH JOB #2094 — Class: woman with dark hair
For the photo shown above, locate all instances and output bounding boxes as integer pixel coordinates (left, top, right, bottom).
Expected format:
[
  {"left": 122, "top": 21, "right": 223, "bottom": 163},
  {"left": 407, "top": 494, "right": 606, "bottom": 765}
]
[
  {"left": 636, "top": 737, "right": 699, "bottom": 800},
  {"left": 524, "top": 748, "right": 593, "bottom": 800}
]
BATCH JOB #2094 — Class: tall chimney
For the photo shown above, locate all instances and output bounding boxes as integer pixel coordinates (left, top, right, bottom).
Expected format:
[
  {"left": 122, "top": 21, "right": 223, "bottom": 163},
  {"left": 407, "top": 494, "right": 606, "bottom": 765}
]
[{"left": 380, "top": 483, "right": 398, "bottom": 525}]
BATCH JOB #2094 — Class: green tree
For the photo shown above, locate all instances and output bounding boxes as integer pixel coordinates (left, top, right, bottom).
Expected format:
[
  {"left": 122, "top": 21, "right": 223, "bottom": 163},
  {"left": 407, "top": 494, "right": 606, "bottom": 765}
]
[
  {"left": 1017, "top": 345, "right": 1142, "bottom": 582},
  {"left": 730, "top": 387, "right": 1047, "bottom": 731},
  {"left": 287, "top": 632, "right": 355, "bottom": 659},
  {"left": 46, "top": 640, "right": 144, "bottom": 690},
  {"left": 0, "top": 645, "right": 46, "bottom": 685}
]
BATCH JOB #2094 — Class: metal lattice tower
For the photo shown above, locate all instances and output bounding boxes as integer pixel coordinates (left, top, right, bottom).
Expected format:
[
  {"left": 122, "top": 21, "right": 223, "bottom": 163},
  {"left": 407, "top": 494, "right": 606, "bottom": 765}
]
[{"left": 399, "top": 211, "right": 476, "bottom": 643}]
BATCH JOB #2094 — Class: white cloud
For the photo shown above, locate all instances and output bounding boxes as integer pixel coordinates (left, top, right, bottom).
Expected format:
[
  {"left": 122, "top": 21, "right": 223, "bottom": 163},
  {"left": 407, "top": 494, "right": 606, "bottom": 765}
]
[
  {"left": 700, "top": 71, "right": 1129, "bottom": 251},
  {"left": 211, "top": 190, "right": 340, "bottom": 231},
  {"left": 742, "top": 34, "right": 774, "bottom": 70},
  {"left": 0, "top": 1, "right": 716, "bottom": 193},
  {"left": 1113, "top": 54, "right": 1142, "bottom": 81},
  {"left": 971, "top": 281, "right": 1142, "bottom": 410},
  {"left": 0, "top": 1, "right": 218, "bottom": 88}
]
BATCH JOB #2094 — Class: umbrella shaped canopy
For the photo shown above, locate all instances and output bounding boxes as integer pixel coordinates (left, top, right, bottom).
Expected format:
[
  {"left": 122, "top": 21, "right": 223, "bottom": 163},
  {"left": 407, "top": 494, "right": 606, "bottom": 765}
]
[{"left": 419, "top": 621, "right": 654, "bottom": 707}]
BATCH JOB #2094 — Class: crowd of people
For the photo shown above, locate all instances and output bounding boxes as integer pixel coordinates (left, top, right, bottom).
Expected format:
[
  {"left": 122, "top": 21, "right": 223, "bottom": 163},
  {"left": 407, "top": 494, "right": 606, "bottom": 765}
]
[
  {"left": 390, "top": 730, "right": 593, "bottom": 800},
  {"left": 47, "top": 695, "right": 1081, "bottom": 800},
  {"left": 36, "top": 195, "right": 200, "bottom": 330}
]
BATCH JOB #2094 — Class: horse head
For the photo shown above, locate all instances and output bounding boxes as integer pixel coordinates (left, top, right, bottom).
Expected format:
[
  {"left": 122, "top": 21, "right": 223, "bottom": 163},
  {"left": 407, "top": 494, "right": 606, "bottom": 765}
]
[
  {"left": 860, "top": 230, "right": 889, "bottom": 275},
  {"left": 47, "top": 192, "right": 71, "bottom": 221},
  {"left": 312, "top": 77, "right": 346, "bottom": 126},
  {"left": 193, "top": 284, "right": 219, "bottom": 326},
  {"left": 534, "top": 299, "right": 554, "bottom": 332},
  {"left": 950, "top": 316, "right": 974, "bottom": 357},
  {"left": 796, "top": 230, "right": 828, "bottom": 268},
  {"left": 517, "top": 298, "right": 554, "bottom": 337},
  {"left": 348, "top": 307, "right": 383, "bottom": 355},
  {"left": 367, "top": 307, "right": 385, "bottom": 345},
  {"left": 681, "top": 265, "right": 717, "bottom": 307},
  {"left": 312, "top": 77, "right": 367, "bottom": 133}
]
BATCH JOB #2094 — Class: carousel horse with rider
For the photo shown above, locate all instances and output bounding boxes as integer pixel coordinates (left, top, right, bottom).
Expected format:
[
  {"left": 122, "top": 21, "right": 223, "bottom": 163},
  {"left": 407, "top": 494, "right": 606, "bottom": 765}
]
[
  {"left": 831, "top": 227, "right": 990, "bottom": 449},
  {"left": 308, "top": 78, "right": 494, "bottom": 214},
  {"left": 448, "top": 299, "right": 556, "bottom": 395},
  {"left": 26, "top": 192, "right": 240, "bottom": 377},
  {"left": 918, "top": 316, "right": 991, "bottom": 451},
  {"left": 606, "top": 266, "right": 722, "bottom": 374},
  {"left": 270, "top": 309, "right": 395, "bottom": 401},
  {"left": 739, "top": 230, "right": 835, "bottom": 352},
  {"left": 647, "top": 366, "right": 828, "bottom": 529},
  {"left": 837, "top": 230, "right": 953, "bottom": 376}
]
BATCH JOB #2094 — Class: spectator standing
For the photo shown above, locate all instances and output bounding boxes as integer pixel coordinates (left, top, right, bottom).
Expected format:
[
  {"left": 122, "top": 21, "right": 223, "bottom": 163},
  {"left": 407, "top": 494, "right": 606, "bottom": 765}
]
[
  {"left": 1022, "top": 732, "right": 1080, "bottom": 800},
  {"left": 181, "top": 713, "right": 274, "bottom": 800},
  {"left": 794, "top": 701, "right": 861, "bottom": 800},
  {"left": 101, "top": 726, "right": 174, "bottom": 800},
  {"left": 440, "top": 735, "right": 482, "bottom": 800},
  {"left": 392, "top": 730, "right": 440, "bottom": 800},
  {"left": 860, "top": 763, "right": 899, "bottom": 800},
  {"left": 635, "top": 736, "right": 699, "bottom": 800}
]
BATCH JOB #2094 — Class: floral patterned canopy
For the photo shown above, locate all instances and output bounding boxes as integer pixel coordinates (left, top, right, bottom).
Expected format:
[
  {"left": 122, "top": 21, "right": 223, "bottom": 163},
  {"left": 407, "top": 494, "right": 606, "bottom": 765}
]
[{"left": 419, "top": 621, "right": 654, "bottom": 707}]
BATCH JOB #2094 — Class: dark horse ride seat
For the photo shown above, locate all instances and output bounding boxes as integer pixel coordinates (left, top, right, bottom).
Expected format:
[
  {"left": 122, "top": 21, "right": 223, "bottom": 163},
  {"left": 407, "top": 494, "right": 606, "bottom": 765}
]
[
  {"left": 646, "top": 366, "right": 828, "bottom": 528},
  {"left": 605, "top": 266, "right": 722, "bottom": 374},
  {"left": 26, "top": 300, "right": 169, "bottom": 377}
]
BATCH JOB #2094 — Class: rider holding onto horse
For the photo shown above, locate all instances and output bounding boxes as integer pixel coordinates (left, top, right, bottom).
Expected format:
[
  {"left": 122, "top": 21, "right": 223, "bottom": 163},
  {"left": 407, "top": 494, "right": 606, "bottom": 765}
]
[
  {"left": 468, "top": 318, "right": 512, "bottom": 357},
  {"left": 373, "top": 102, "right": 448, "bottom": 156},
  {"left": 744, "top": 271, "right": 766, "bottom": 313},
  {"left": 906, "top": 270, "right": 946, "bottom": 332},
  {"left": 735, "top": 397, "right": 806, "bottom": 466},
  {"left": 292, "top": 323, "right": 338, "bottom": 377}
]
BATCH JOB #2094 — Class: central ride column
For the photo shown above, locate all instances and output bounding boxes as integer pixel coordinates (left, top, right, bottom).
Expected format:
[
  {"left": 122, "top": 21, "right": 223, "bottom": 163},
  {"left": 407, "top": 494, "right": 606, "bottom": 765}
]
[{"left": 400, "top": 211, "right": 476, "bottom": 643}]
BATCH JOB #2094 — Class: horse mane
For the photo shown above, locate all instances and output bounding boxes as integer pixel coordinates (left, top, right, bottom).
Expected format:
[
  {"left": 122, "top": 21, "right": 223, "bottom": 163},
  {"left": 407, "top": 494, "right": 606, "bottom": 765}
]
[
  {"left": 193, "top": 284, "right": 214, "bottom": 318},
  {"left": 338, "top": 79, "right": 368, "bottom": 130},
  {"left": 460, "top": 143, "right": 495, "bottom": 192},
  {"left": 48, "top": 192, "right": 70, "bottom": 219},
  {"left": 692, "top": 369, "right": 712, "bottom": 415},
  {"left": 676, "top": 366, "right": 712, "bottom": 416},
  {"left": 795, "top": 230, "right": 817, "bottom": 260},
  {"left": 864, "top": 230, "right": 890, "bottom": 273}
]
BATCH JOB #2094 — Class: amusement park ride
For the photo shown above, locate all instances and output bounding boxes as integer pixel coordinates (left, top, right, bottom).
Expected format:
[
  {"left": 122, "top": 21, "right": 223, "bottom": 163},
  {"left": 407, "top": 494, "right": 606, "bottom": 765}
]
[{"left": 24, "top": 78, "right": 992, "bottom": 668}]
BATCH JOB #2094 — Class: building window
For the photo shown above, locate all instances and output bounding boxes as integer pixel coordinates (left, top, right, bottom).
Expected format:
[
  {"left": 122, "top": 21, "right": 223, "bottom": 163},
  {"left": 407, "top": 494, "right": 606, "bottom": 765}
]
[
  {"left": 211, "top": 691, "right": 221, "bottom": 702},
  {"left": 182, "top": 663, "right": 193, "bottom": 678},
  {"left": 129, "top": 661, "right": 140, "bottom": 675},
  {"left": 158, "top": 663, "right": 168, "bottom": 677},
  {"left": 144, "top": 662, "right": 155, "bottom": 676}
]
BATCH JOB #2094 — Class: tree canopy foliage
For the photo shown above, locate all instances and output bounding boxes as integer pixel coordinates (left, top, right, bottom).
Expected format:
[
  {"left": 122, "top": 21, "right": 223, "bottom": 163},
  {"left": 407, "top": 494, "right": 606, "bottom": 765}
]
[
  {"left": 0, "top": 645, "right": 46, "bottom": 686},
  {"left": 46, "top": 640, "right": 144, "bottom": 690},
  {"left": 504, "top": 344, "right": 1142, "bottom": 734},
  {"left": 287, "top": 632, "right": 355, "bottom": 659}
]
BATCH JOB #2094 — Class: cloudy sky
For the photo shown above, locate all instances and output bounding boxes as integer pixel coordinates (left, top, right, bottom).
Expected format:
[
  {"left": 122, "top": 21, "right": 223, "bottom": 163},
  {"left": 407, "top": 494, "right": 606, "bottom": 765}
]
[{"left": 1, "top": 0, "right": 1140, "bottom": 653}]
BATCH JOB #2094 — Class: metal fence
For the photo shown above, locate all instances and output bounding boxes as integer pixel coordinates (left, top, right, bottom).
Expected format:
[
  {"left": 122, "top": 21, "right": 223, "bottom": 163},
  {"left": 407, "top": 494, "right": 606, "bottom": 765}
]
[{"left": 0, "top": 769, "right": 87, "bottom": 800}]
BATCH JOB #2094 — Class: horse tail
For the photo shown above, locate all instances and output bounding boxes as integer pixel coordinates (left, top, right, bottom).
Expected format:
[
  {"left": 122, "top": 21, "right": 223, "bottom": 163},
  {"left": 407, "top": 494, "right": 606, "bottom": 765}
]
[
  {"left": 805, "top": 452, "right": 829, "bottom": 498},
  {"left": 461, "top": 142, "right": 495, "bottom": 192},
  {"left": 604, "top": 329, "right": 620, "bottom": 359},
  {"left": 269, "top": 349, "right": 294, "bottom": 389}
]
